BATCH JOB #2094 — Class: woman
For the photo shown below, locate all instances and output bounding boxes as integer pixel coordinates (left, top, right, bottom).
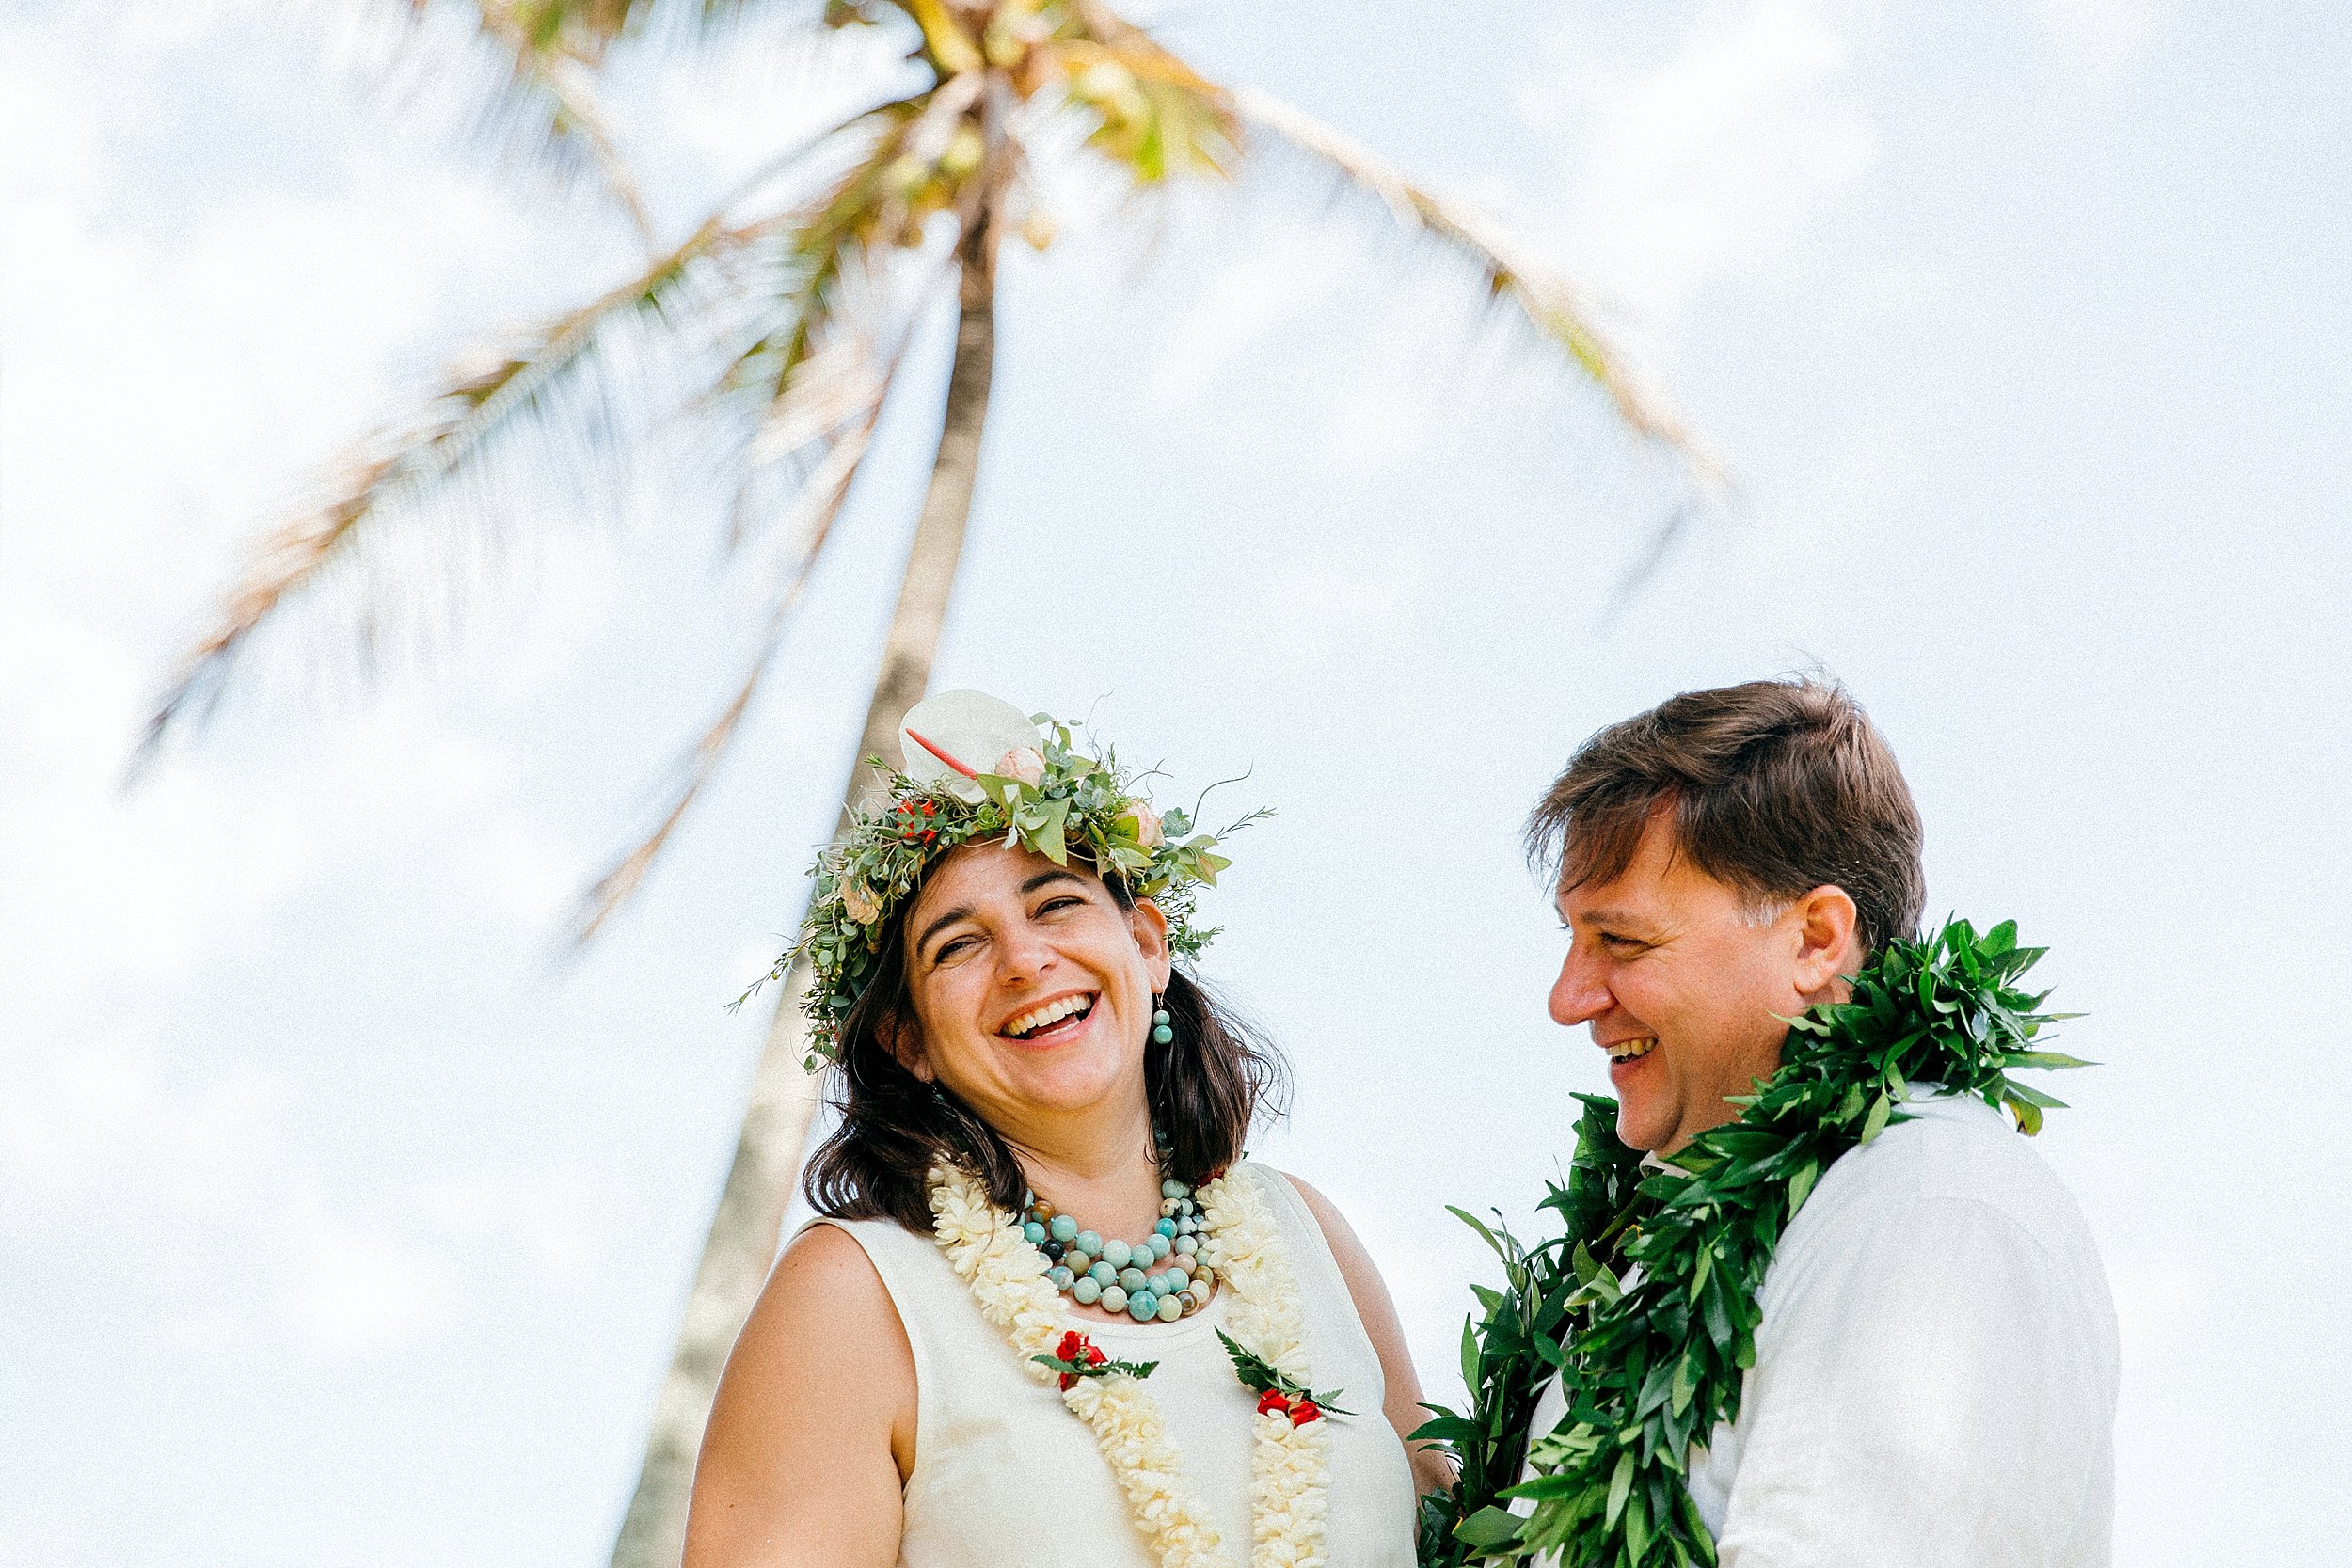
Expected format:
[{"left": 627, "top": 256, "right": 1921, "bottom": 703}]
[{"left": 685, "top": 691, "right": 1446, "bottom": 1567}]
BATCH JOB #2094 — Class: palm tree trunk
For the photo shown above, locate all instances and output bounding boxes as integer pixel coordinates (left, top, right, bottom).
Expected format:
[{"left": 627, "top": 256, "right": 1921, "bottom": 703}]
[{"left": 607, "top": 206, "right": 1001, "bottom": 1568}]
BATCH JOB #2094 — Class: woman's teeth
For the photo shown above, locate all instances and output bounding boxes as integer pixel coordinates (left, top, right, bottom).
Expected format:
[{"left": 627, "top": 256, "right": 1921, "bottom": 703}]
[
  {"left": 1006, "top": 994, "right": 1094, "bottom": 1038},
  {"left": 1606, "top": 1037, "right": 1658, "bottom": 1062}
]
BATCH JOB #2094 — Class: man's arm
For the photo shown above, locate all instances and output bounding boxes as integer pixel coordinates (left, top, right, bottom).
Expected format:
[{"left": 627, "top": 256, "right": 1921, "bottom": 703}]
[{"left": 1714, "top": 1193, "right": 2118, "bottom": 1568}]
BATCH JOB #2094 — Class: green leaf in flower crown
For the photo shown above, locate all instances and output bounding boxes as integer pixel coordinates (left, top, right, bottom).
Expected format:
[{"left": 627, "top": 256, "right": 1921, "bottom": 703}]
[
  {"left": 1787, "top": 1157, "right": 1820, "bottom": 1212},
  {"left": 1016, "top": 796, "right": 1071, "bottom": 864}
]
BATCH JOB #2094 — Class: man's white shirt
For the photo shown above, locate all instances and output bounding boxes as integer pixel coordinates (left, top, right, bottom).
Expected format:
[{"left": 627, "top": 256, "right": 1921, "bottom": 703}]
[{"left": 1523, "top": 1092, "right": 2119, "bottom": 1567}]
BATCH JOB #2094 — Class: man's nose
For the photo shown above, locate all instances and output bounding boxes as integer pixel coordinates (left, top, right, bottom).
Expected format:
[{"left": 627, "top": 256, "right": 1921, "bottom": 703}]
[{"left": 1549, "top": 945, "right": 1611, "bottom": 1028}]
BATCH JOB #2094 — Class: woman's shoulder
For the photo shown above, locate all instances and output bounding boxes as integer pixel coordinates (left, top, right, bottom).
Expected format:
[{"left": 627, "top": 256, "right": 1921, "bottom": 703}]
[
  {"left": 693, "top": 1215, "right": 921, "bottom": 1536},
  {"left": 1232, "top": 1160, "right": 1340, "bottom": 1235},
  {"left": 739, "top": 1219, "right": 912, "bottom": 1372},
  {"left": 1233, "top": 1164, "right": 1359, "bottom": 1266}
]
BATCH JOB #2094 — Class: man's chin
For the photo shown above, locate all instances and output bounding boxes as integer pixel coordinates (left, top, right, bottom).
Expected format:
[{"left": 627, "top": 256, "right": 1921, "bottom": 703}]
[{"left": 1613, "top": 1101, "right": 1677, "bottom": 1154}]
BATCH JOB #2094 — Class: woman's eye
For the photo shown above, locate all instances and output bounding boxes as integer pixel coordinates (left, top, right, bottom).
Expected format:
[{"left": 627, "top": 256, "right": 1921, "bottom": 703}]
[
  {"left": 1037, "top": 896, "right": 1083, "bottom": 916},
  {"left": 932, "top": 935, "right": 975, "bottom": 963}
]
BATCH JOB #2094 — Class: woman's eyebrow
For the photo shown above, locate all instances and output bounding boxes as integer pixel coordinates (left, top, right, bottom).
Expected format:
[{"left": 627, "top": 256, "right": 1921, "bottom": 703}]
[
  {"left": 914, "top": 903, "right": 976, "bottom": 958},
  {"left": 917, "top": 873, "right": 1089, "bottom": 958}
]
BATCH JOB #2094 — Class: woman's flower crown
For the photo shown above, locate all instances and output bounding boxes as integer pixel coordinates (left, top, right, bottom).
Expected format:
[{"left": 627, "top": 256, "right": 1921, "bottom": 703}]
[{"left": 753, "top": 691, "right": 1263, "bottom": 1066}]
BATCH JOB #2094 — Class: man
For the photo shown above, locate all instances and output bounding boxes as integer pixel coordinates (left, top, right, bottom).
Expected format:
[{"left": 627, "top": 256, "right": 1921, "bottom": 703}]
[{"left": 1520, "top": 678, "right": 2118, "bottom": 1566}]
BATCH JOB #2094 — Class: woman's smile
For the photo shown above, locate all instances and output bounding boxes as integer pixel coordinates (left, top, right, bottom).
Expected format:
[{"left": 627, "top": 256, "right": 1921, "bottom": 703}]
[{"left": 998, "top": 989, "right": 1100, "bottom": 1046}]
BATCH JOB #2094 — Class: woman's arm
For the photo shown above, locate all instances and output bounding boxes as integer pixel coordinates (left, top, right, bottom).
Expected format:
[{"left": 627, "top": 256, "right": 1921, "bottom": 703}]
[
  {"left": 683, "top": 1223, "right": 915, "bottom": 1568},
  {"left": 1284, "top": 1174, "right": 1458, "bottom": 1499}
]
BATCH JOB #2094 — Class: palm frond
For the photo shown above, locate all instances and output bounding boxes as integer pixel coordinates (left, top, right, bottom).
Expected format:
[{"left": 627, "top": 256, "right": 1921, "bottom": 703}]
[
  {"left": 573, "top": 99, "right": 982, "bottom": 934},
  {"left": 493, "top": 40, "right": 660, "bottom": 245},
  {"left": 714, "top": 82, "right": 979, "bottom": 532},
  {"left": 132, "top": 214, "right": 767, "bottom": 772},
  {"left": 1230, "top": 86, "right": 1723, "bottom": 482},
  {"left": 1053, "top": 2, "right": 1238, "bottom": 181},
  {"left": 570, "top": 261, "right": 939, "bottom": 940},
  {"left": 405, "top": 0, "right": 778, "bottom": 56},
  {"left": 388, "top": 1, "right": 798, "bottom": 242}
]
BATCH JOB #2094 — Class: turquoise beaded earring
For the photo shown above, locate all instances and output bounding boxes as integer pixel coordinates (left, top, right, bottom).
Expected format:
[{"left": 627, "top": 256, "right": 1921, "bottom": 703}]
[{"left": 1151, "top": 996, "right": 1175, "bottom": 1046}]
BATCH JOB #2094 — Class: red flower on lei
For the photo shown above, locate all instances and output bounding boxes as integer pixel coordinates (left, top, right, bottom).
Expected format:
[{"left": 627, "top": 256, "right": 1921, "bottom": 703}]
[
  {"left": 1033, "top": 1328, "right": 1155, "bottom": 1391},
  {"left": 1057, "top": 1329, "right": 1109, "bottom": 1390},
  {"left": 1253, "top": 1387, "right": 1322, "bottom": 1426}
]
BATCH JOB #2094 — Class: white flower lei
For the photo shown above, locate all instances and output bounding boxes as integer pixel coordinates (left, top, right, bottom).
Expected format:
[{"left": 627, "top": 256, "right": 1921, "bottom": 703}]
[{"left": 929, "top": 1160, "right": 1332, "bottom": 1568}]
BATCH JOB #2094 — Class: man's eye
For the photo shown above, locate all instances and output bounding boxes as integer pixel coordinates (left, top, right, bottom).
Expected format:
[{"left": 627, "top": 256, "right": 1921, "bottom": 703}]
[
  {"left": 1600, "top": 933, "right": 1647, "bottom": 953},
  {"left": 1038, "top": 896, "right": 1083, "bottom": 915}
]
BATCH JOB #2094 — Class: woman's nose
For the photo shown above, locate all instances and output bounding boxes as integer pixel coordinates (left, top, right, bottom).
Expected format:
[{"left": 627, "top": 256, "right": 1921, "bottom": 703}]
[
  {"left": 993, "top": 920, "right": 1057, "bottom": 984},
  {"left": 1549, "top": 946, "right": 1611, "bottom": 1027}
]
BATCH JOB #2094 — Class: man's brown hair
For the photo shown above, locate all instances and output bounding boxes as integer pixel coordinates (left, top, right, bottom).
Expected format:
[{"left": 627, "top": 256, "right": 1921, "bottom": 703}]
[{"left": 1525, "top": 677, "right": 1926, "bottom": 958}]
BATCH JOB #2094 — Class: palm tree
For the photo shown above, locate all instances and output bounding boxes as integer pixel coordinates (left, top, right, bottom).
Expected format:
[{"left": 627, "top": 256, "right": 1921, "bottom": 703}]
[{"left": 135, "top": 3, "right": 1713, "bottom": 1562}]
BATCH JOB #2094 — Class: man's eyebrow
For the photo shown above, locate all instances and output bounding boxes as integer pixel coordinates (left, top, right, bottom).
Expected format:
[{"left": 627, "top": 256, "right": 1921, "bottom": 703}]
[
  {"left": 1568, "top": 906, "right": 1647, "bottom": 928},
  {"left": 1022, "top": 870, "right": 1087, "bottom": 895}
]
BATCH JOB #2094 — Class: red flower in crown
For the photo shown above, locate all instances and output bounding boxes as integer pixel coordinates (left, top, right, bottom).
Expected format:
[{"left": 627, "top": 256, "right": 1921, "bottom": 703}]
[
  {"left": 891, "top": 799, "right": 944, "bottom": 846},
  {"left": 1289, "top": 1399, "right": 1321, "bottom": 1426},
  {"left": 1256, "top": 1388, "right": 1294, "bottom": 1418}
]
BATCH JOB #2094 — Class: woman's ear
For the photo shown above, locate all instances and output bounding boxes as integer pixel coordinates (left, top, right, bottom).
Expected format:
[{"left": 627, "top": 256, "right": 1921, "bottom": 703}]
[
  {"left": 882, "top": 1011, "right": 934, "bottom": 1083},
  {"left": 1128, "top": 897, "right": 1173, "bottom": 991}
]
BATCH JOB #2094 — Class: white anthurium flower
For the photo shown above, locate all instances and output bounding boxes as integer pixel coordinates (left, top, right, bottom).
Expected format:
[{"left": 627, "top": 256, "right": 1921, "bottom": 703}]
[{"left": 899, "top": 689, "right": 1044, "bottom": 804}]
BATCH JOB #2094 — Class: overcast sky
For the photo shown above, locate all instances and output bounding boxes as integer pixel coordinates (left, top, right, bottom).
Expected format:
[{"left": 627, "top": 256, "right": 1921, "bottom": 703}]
[{"left": 5, "top": 1, "right": 2348, "bottom": 1564}]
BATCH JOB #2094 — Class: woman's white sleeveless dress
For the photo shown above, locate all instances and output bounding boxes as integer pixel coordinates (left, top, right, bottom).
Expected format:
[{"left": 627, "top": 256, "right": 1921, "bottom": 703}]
[{"left": 811, "top": 1160, "right": 1419, "bottom": 1567}]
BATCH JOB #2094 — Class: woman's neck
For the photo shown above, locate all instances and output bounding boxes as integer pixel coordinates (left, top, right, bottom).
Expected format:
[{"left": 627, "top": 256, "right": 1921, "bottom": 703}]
[{"left": 1004, "top": 1098, "right": 1164, "bottom": 1243}]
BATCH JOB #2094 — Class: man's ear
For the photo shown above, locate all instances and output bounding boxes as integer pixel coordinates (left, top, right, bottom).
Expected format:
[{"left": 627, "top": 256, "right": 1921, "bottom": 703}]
[
  {"left": 1129, "top": 897, "right": 1173, "bottom": 991},
  {"left": 1790, "top": 884, "right": 1863, "bottom": 998}
]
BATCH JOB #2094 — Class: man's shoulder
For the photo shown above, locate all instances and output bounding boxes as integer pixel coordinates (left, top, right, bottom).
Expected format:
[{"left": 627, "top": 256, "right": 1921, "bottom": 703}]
[{"left": 1784, "top": 1090, "right": 2102, "bottom": 1275}]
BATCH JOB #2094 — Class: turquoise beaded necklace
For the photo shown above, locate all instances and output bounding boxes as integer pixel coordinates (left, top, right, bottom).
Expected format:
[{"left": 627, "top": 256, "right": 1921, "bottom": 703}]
[
  {"left": 1022, "top": 1175, "right": 1216, "bottom": 1323},
  {"left": 1016, "top": 1006, "right": 1218, "bottom": 1324}
]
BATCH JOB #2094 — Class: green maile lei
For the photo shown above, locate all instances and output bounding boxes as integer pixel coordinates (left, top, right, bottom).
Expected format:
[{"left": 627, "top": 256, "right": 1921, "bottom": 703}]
[
  {"left": 742, "top": 714, "right": 1265, "bottom": 1068},
  {"left": 1413, "top": 917, "right": 2092, "bottom": 1567}
]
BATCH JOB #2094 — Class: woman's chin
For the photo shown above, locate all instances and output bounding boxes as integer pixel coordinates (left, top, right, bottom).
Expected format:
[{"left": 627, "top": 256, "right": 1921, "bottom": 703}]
[{"left": 993, "top": 1047, "right": 1136, "bottom": 1119}]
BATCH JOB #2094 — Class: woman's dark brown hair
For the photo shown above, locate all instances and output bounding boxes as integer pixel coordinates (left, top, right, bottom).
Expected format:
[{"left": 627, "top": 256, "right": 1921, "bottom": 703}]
[
  {"left": 803, "top": 858, "right": 1289, "bottom": 1231},
  {"left": 1524, "top": 676, "right": 1926, "bottom": 958}
]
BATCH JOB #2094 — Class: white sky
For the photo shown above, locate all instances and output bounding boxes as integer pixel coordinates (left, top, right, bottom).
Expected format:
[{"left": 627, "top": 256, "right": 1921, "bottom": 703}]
[{"left": 5, "top": 1, "right": 2348, "bottom": 1563}]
